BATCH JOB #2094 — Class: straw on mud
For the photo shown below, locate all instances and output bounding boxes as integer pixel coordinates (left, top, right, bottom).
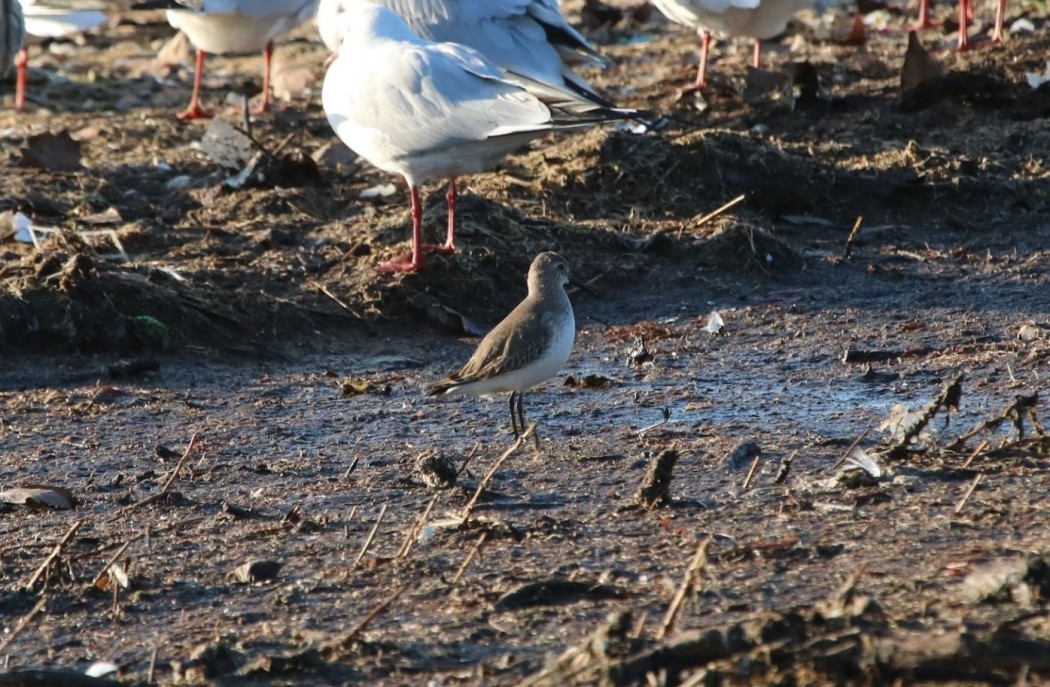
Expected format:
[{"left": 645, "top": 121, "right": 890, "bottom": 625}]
[
  {"left": 658, "top": 537, "right": 712, "bottom": 640},
  {"left": 328, "top": 584, "right": 408, "bottom": 651},
  {"left": 397, "top": 495, "right": 439, "bottom": 560},
  {"left": 960, "top": 439, "right": 990, "bottom": 470},
  {"left": 310, "top": 280, "right": 363, "bottom": 320},
  {"left": 147, "top": 646, "right": 158, "bottom": 684},
  {"left": 741, "top": 453, "right": 762, "bottom": 490},
  {"left": 953, "top": 473, "right": 984, "bottom": 515},
  {"left": 678, "top": 194, "right": 746, "bottom": 240},
  {"left": 830, "top": 427, "right": 873, "bottom": 472},
  {"left": 342, "top": 456, "right": 360, "bottom": 480},
  {"left": 461, "top": 424, "right": 535, "bottom": 524},
  {"left": 355, "top": 503, "right": 388, "bottom": 566},
  {"left": 455, "top": 442, "right": 482, "bottom": 479},
  {"left": 90, "top": 540, "right": 131, "bottom": 588},
  {"left": 24, "top": 519, "right": 84, "bottom": 592},
  {"left": 113, "top": 434, "right": 199, "bottom": 518},
  {"left": 452, "top": 532, "right": 488, "bottom": 584},
  {"left": 843, "top": 216, "right": 863, "bottom": 259},
  {"left": 0, "top": 598, "right": 46, "bottom": 655},
  {"left": 632, "top": 407, "right": 671, "bottom": 437}
]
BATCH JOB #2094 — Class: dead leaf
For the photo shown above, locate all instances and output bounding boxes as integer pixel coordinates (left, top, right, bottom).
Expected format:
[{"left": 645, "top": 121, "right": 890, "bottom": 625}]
[
  {"left": 341, "top": 378, "right": 374, "bottom": 396},
  {"left": 22, "top": 131, "right": 83, "bottom": 172},
  {"left": 0, "top": 485, "right": 76, "bottom": 509},
  {"left": 563, "top": 373, "right": 612, "bottom": 388}
]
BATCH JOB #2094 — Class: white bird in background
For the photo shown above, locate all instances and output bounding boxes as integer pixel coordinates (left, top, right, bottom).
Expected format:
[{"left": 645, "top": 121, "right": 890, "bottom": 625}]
[
  {"left": 14, "top": 0, "right": 107, "bottom": 111},
  {"left": 322, "top": 4, "right": 637, "bottom": 273},
  {"left": 1, "top": 0, "right": 25, "bottom": 81},
  {"left": 142, "top": 0, "right": 319, "bottom": 119},
  {"left": 649, "top": 0, "right": 814, "bottom": 90},
  {"left": 317, "top": 0, "right": 616, "bottom": 110}
]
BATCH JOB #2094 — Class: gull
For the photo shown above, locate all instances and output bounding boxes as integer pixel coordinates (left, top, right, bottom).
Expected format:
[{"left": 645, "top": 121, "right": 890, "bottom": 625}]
[
  {"left": 649, "top": 0, "right": 814, "bottom": 90},
  {"left": 428, "top": 252, "right": 581, "bottom": 439},
  {"left": 14, "top": 0, "right": 107, "bottom": 111},
  {"left": 317, "top": 0, "right": 615, "bottom": 110},
  {"left": 1, "top": 0, "right": 24, "bottom": 80},
  {"left": 322, "top": 4, "right": 637, "bottom": 273},
  {"left": 138, "top": 0, "right": 319, "bottom": 119}
]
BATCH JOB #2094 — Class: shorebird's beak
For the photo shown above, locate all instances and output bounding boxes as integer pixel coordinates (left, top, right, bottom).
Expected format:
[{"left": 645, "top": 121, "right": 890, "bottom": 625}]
[{"left": 569, "top": 276, "right": 600, "bottom": 297}]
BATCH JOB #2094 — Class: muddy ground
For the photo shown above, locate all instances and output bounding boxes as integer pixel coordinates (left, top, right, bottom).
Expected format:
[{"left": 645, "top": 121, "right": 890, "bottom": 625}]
[{"left": 1, "top": 1, "right": 1050, "bottom": 684}]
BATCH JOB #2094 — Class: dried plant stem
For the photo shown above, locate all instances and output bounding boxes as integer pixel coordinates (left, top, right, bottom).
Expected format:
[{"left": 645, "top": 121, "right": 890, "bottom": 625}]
[
  {"left": 843, "top": 216, "right": 863, "bottom": 259},
  {"left": 354, "top": 503, "right": 388, "bottom": 566},
  {"left": 330, "top": 584, "right": 408, "bottom": 650},
  {"left": 954, "top": 473, "right": 984, "bottom": 515},
  {"left": 90, "top": 540, "right": 131, "bottom": 588},
  {"left": 741, "top": 453, "right": 762, "bottom": 490},
  {"left": 24, "top": 519, "right": 84, "bottom": 591},
  {"left": 160, "top": 433, "right": 199, "bottom": 493},
  {"left": 461, "top": 424, "right": 534, "bottom": 523},
  {"left": 658, "top": 538, "right": 712, "bottom": 640},
  {"left": 773, "top": 450, "right": 798, "bottom": 485},
  {"left": 678, "top": 194, "right": 746, "bottom": 239},
  {"left": 147, "top": 646, "right": 158, "bottom": 684},
  {"left": 0, "top": 598, "right": 46, "bottom": 654},
  {"left": 452, "top": 532, "right": 488, "bottom": 584},
  {"left": 830, "top": 427, "right": 873, "bottom": 472},
  {"left": 961, "top": 439, "right": 990, "bottom": 469},
  {"left": 396, "top": 495, "right": 438, "bottom": 560},
  {"left": 455, "top": 442, "right": 483, "bottom": 479}
]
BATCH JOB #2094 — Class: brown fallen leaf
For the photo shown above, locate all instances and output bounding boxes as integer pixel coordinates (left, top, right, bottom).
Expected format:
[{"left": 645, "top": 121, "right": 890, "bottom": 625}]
[
  {"left": 21, "top": 131, "right": 83, "bottom": 172},
  {"left": 232, "top": 560, "right": 282, "bottom": 584}
]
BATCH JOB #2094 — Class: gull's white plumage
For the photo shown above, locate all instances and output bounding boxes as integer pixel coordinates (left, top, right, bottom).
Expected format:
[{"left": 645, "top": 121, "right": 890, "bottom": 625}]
[
  {"left": 650, "top": 0, "right": 813, "bottom": 88},
  {"left": 322, "top": 4, "right": 634, "bottom": 273},
  {"left": 318, "top": 0, "right": 613, "bottom": 110},
  {"left": 161, "top": 0, "right": 319, "bottom": 118}
]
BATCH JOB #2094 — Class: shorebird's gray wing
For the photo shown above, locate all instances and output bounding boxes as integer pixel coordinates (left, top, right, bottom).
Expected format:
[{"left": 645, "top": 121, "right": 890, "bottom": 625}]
[{"left": 444, "top": 305, "right": 552, "bottom": 385}]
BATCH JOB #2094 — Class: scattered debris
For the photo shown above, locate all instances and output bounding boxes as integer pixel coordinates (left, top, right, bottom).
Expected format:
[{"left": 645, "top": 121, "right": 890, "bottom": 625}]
[
  {"left": 724, "top": 441, "right": 761, "bottom": 470},
  {"left": 0, "top": 485, "right": 76, "bottom": 510},
  {"left": 704, "top": 310, "right": 724, "bottom": 335},
  {"left": 635, "top": 448, "right": 679, "bottom": 509},
  {"left": 1025, "top": 62, "right": 1050, "bottom": 90},
  {"left": 563, "top": 373, "right": 612, "bottom": 388},
  {"left": 232, "top": 560, "right": 282, "bottom": 584},
  {"left": 960, "top": 557, "right": 1050, "bottom": 606},
  {"left": 879, "top": 374, "right": 963, "bottom": 455},
  {"left": 494, "top": 579, "right": 626, "bottom": 610},
  {"left": 21, "top": 131, "right": 83, "bottom": 172},
  {"left": 413, "top": 450, "right": 457, "bottom": 489}
]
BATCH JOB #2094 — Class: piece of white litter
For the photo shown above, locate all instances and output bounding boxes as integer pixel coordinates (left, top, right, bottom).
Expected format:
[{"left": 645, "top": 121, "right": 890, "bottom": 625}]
[
  {"left": 360, "top": 183, "right": 398, "bottom": 199},
  {"left": 1010, "top": 18, "right": 1035, "bottom": 34},
  {"left": 157, "top": 266, "right": 187, "bottom": 282},
  {"left": 1025, "top": 62, "right": 1050, "bottom": 90},
  {"left": 843, "top": 448, "right": 882, "bottom": 478},
  {"left": 12, "top": 212, "right": 34, "bottom": 243},
  {"left": 85, "top": 661, "right": 119, "bottom": 678},
  {"left": 705, "top": 310, "right": 725, "bottom": 335}
]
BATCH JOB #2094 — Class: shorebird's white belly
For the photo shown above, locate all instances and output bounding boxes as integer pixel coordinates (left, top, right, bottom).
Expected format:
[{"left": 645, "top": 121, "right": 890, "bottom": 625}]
[{"left": 450, "top": 313, "right": 575, "bottom": 397}]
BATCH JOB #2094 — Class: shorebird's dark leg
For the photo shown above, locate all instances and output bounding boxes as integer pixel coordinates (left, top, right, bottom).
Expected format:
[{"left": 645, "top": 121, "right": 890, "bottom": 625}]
[
  {"left": 516, "top": 393, "right": 526, "bottom": 439},
  {"left": 377, "top": 186, "right": 426, "bottom": 273},
  {"left": 508, "top": 392, "right": 520, "bottom": 437},
  {"left": 178, "top": 49, "right": 214, "bottom": 120}
]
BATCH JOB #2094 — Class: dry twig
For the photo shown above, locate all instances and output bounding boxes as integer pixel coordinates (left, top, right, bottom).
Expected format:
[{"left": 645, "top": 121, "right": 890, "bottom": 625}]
[
  {"left": 953, "top": 473, "right": 984, "bottom": 515},
  {"left": 355, "top": 503, "right": 388, "bottom": 566},
  {"left": 396, "top": 495, "right": 438, "bottom": 560},
  {"left": 0, "top": 599, "right": 46, "bottom": 654},
  {"left": 461, "top": 424, "right": 534, "bottom": 523},
  {"left": 658, "top": 538, "right": 712, "bottom": 640},
  {"left": 452, "top": 532, "right": 488, "bottom": 584},
  {"left": 24, "top": 519, "right": 84, "bottom": 591}
]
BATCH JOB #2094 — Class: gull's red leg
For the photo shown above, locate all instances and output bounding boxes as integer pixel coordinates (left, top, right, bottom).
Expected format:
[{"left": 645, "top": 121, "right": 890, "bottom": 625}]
[
  {"left": 177, "top": 49, "right": 214, "bottom": 119},
  {"left": 14, "top": 48, "right": 27, "bottom": 112},
  {"left": 752, "top": 39, "right": 761, "bottom": 69},
  {"left": 377, "top": 186, "right": 426, "bottom": 273},
  {"left": 955, "top": 0, "right": 972, "bottom": 50},
  {"left": 992, "top": 0, "right": 1007, "bottom": 42},
  {"left": 252, "top": 41, "right": 274, "bottom": 114}
]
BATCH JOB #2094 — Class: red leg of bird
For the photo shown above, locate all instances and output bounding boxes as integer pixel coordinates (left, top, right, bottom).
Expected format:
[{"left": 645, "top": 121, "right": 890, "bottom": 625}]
[
  {"left": 251, "top": 41, "right": 274, "bottom": 114},
  {"left": 14, "top": 48, "right": 27, "bottom": 112},
  {"left": 696, "top": 31, "right": 712, "bottom": 89},
  {"left": 377, "top": 186, "right": 426, "bottom": 273},
  {"left": 439, "top": 179, "right": 457, "bottom": 254},
  {"left": 909, "top": 0, "right": 939, "bottom": 29},
  {"left": 955, "top": 0, "right": 971, "bottom": 50},
  {"left": 992, "top": 0, "right": 1006, "bottom": 42},
  {"left": 177, "top": 49, "right": 213, "bottom": 119},
  {"left": 752, "top": 40, "right": 761, "bottom": 69}
]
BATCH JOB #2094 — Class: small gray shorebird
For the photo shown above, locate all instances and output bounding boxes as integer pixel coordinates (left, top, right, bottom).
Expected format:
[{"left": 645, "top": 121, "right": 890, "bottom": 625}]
[{"left": 427, "top": 252, "right": 581, "bottom": 438}]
